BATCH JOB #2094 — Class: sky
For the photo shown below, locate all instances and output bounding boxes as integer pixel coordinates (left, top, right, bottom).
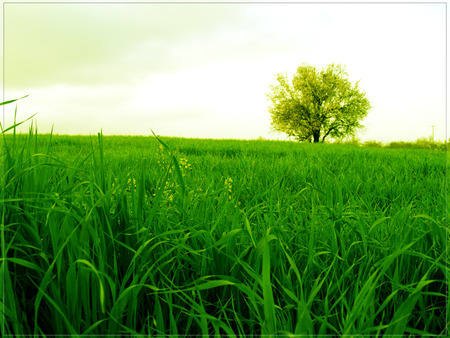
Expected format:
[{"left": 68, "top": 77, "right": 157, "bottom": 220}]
[{"left": 2, "top": 1, "right": 447, "bottom": 142}]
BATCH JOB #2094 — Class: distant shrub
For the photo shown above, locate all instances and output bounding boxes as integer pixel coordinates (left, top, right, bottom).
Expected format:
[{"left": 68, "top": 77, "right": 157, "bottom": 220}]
[
  {"left": 363, "top": 140, "right": 383, "bottom": 148},
  {"left": 387, "top": 141, "right": 412, "bottom": 149},
  {"left": 387, "top": 138, "right": 447, "bottom": 150},
  {"left": 330, "top": 136, "right": 361, "bottom": 146},
  {"left": 413, "top": 138, "right": 446, "bottom": 150}
]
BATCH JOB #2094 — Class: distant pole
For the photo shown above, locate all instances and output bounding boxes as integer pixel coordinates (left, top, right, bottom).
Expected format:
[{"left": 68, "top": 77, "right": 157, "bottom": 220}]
[{"left": 430, "top": 125, "right": 436, "bottom": 141}]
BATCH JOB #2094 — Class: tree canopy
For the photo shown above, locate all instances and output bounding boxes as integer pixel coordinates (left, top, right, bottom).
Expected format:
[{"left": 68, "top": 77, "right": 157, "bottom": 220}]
[{"left": 267, "top": 63, "right": 371, "bottom": 143}]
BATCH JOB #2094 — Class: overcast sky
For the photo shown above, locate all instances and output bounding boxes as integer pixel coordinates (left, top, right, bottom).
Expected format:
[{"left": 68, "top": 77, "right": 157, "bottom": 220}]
[{"left": 2, "top": 1, "right": 447, "bottom": 142}]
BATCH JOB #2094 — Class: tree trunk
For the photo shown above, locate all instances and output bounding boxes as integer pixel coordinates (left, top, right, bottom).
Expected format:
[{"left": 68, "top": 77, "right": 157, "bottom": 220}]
[{"left": 313, "top": 130, "right": 320, "bottom": 143}]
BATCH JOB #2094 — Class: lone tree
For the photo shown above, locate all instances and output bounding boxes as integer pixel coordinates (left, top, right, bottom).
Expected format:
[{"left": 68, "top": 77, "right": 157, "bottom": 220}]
[{"left": 267, "top": 63, "right": 371, "bottom": 143}]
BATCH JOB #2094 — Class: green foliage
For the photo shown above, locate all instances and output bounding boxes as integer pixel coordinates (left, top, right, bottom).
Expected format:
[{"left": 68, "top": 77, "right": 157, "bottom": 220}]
[
  {"left": 1, "top": 105, "right": 447, "bottom": 335},
  {"left": 387, "top": 138, "right": 447, "bottom": 150},
  {"left": 268, "top": 63, "right": 371, "bottom": 142},
  {"left": 364, "top": 140, "right": 384, "bottom": 148},
  {"left": 333, "top": 135, "right": 362, "bottom": 146},
  {"left": 343, "top": 138, "right": 447, "bottom": 150}
]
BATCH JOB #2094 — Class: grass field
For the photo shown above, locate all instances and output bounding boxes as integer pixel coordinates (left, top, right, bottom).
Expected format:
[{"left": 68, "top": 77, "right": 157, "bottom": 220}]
[{"left": 1, "top": 117, "right": 448, "bottom": 335}]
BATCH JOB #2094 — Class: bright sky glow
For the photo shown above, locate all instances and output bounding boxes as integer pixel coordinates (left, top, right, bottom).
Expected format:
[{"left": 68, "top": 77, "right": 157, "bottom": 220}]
[{"left": 2, "top": 1, "right": 447, "bottom": 142}]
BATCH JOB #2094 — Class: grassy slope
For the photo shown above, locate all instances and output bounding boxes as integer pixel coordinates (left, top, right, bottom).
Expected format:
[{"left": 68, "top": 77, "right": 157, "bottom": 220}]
[{"left": 1, "top": 131, "right": 448, "bottom": 336}]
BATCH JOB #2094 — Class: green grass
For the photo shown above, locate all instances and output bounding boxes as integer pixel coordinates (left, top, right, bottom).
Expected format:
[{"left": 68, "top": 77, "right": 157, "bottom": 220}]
[{"left": 1, "top": 111, "right": 448, "bottom": 335}]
